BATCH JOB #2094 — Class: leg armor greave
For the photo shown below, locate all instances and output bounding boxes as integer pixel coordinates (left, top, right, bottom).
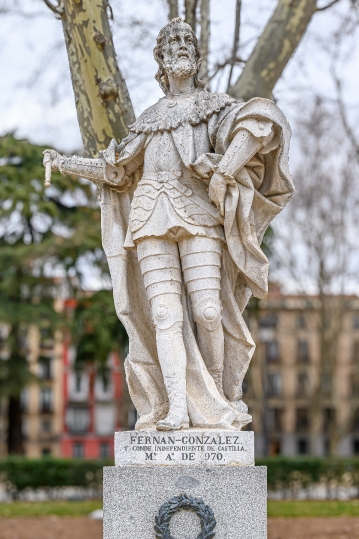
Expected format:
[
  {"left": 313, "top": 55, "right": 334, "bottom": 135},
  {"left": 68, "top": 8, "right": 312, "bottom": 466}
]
[{"left": 136, "top": 238, "right": 189, "bottom": 430}]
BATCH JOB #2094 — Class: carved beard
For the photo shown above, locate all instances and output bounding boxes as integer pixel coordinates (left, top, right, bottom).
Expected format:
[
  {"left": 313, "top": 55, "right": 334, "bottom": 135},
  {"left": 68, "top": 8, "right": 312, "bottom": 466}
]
[{"left": 164, "top": 56, "right": 197, "bottom": 80}]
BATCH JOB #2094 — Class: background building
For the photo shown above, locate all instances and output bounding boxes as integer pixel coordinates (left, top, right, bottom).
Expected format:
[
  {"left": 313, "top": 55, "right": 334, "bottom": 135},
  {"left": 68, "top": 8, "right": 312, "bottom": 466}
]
[
  {"left": 60, "top": 340, "right": 124, "bottom": 459},
  {"left": 245, "top": 284, "right": 359, "bottom": 457}
]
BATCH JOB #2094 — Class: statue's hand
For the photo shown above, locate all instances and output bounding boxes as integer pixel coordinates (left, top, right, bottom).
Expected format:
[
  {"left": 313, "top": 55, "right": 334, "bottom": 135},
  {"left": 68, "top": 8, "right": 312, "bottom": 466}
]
[
  {"left": 43, "top": 149, "right": 60, "bottom": 171},
  {"left": 208, "top": 172, "right": 228, "bottom": 217}
]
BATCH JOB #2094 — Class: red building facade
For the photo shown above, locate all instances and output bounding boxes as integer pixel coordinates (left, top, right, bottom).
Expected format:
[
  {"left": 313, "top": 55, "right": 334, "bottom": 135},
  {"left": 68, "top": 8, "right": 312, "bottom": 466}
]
[{"left": 60, "top": 335, "right": 123, "bottom": 459}]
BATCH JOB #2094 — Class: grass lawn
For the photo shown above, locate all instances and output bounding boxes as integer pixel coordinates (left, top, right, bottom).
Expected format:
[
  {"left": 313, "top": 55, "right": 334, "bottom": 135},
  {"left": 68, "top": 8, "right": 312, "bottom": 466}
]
[
  {"left": 1, "top": 499, "right": 359, "bottom": 518},
  {"left": 268, "top": 499, "right": 359, "bottom": 518},
  {"left": 0, "top": 500, "right": 102, "bottom": 518}
]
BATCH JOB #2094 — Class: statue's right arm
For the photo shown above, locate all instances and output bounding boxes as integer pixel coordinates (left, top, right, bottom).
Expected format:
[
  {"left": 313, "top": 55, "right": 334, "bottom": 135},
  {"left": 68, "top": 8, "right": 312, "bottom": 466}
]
[{"left": 42, "top": 148, "right": 126, "bottom": 187}]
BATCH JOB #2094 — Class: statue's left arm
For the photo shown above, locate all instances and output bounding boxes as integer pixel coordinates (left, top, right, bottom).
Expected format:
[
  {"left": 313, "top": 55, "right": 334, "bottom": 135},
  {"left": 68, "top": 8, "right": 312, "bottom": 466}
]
[{"left": 208, "top": 118, "right": 276, "bottom": 215}]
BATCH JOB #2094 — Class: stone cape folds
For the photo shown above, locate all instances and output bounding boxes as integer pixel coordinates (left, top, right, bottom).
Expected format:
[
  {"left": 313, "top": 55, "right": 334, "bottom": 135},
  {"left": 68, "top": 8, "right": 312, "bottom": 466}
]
[{"left": 99, "top": 94, "right": 294, "bottom": 431}]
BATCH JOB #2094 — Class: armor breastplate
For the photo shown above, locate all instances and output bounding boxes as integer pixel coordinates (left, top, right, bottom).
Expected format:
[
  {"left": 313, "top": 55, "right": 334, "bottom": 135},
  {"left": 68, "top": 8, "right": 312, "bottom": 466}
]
[{"left": 143, "top": 131, "right": 185, "bottom": 175}]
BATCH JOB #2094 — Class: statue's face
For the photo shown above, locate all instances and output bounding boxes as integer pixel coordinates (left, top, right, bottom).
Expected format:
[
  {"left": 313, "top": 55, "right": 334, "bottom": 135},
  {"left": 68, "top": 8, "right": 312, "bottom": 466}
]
[{"left": 161, "top": 27, "right": 197, "bottom": 80}]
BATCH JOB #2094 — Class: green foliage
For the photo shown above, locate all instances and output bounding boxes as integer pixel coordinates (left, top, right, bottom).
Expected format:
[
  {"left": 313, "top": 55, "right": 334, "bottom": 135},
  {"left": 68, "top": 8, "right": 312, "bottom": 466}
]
[
  {"left": 0, "top": 457, "right": 109, "bottom": 494},
  {"left": 268, "top": 499, "right": 359, "bottom": 518},
  {"left": 72, "top": 290, "right": 128, "bottom": 369},
  {"left": 0, "top": 134, "right": 104, "bottom": 390},
  {"left": 257, "top": 456, "right": 359, "bottom": 493},
  {"left": 0, "top": 135, "right": 107, "bottom": 452}
]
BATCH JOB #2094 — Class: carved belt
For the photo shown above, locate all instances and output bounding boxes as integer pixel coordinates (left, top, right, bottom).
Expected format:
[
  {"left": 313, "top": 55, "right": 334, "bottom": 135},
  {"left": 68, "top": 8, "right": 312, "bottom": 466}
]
[{"left": 142, "top": 171, "right": 182, "bottom": 183}]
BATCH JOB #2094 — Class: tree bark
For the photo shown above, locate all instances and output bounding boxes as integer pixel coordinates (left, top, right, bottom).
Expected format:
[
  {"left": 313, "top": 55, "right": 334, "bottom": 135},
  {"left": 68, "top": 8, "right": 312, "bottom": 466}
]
[
  {"left": 230, "top": 0, "right": 317, "bottom": 101},
  {"left": 7, "top": 396, "right": 23, "bottom": 455},
  {"left": 185, "top": 0, "right": 198, "bottom": 33},
  {"left": 167, "top": 0, "right": 179, "bottom": 20},
  {"left": 60, "top": 0, "right": 135, "bottom": 157},
  {"left": 198, "top": 0, "right": 210, "bottom": 83}
]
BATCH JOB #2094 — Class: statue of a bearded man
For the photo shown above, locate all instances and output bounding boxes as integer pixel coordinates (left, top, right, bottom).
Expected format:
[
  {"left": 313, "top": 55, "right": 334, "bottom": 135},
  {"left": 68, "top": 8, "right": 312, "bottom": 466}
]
[{"left": 44, "top": 18, "right": 294, "bottom": 432}]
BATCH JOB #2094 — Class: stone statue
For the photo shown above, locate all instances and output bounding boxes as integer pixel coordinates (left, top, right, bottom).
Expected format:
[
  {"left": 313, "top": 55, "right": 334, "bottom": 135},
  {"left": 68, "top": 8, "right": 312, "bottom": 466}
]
[{"left": 43, "top": 18, "right": 293, "bottom": 432}]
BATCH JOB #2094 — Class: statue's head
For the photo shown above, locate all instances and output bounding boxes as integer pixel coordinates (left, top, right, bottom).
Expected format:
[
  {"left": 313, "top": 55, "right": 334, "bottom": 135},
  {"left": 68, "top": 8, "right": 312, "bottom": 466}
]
[{"left": 154, "top": 18, "right": 205, "bottom": 94}]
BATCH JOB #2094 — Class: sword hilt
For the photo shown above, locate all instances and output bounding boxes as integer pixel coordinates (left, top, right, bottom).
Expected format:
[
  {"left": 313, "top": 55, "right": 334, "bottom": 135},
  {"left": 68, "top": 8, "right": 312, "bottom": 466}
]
[{"left": 45, "top": 160, "right": 52, "bottom": 187}]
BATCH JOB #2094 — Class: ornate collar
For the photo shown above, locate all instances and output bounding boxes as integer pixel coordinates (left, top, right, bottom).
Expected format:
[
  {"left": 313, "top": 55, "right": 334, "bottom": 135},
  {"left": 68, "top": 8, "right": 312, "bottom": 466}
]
[{"left": 128, "top": 90, "right": 235, "bottom": 134}]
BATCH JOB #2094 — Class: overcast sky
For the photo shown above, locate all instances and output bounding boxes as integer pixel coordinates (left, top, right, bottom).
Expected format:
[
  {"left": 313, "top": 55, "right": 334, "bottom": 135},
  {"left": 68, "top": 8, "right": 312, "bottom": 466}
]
[{"left": 1, "top": 0, "right": 358, "bottom": 153}]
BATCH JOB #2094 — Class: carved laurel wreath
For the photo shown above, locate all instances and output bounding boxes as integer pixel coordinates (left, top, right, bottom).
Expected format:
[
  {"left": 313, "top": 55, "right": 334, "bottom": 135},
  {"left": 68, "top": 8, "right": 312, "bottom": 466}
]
[{"left": 154, "top": 493, "right": 216, "bottom": 539}]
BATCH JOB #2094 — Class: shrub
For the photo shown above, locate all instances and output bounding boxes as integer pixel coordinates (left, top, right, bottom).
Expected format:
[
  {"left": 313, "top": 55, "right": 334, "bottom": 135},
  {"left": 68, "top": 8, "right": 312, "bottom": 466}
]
[
  {"left": 257, "top": 456, "right": 359, "bottom": 495},
  {"left": 0, "top": 457, "right": 110, "bottom": 495}
]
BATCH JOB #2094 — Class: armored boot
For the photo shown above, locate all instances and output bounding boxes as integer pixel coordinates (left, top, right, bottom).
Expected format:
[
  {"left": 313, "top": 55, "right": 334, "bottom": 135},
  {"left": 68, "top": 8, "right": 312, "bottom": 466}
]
[
  {"left": 208, "top": 366, "right": 225, "bottom": 398},
  {"left": 156, "top": 323, "right": 189, "bottom": 431}
]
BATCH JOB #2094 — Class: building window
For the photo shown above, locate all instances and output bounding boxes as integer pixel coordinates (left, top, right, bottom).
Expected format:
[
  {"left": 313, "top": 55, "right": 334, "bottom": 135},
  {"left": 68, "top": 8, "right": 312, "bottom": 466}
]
[
  {"left": 269, "top": 440, "right": 281, "bottom": 455},
  {"left": 353, "top": 340, "right": 359, "bottom": 362},
  {"left": 73, "top": 442, "right": 84, "bottom": 458},
  {"left": 75, "top": 371, "right": 83, "bottom": 393},
  {"left": 266, "top": 408, "right": 282, "bottom": 432},
  {"left": 353, "top": 315, "right": 359, "bottom": 330},
  {"left": 66, "top": 406, "right": 90, "bottom": 434},
  {"left": 259, "top": 315, "right": 277, "bottom": 329},
  {"left": 350, "top": 374, "right": 359, "bottom": 397},
  {"left": 39, "top": 357, "right": 52, "bottom": 380},
  {"left": 295, "top": 408, "right": 309, "bottom": 432},
  {"left": 20, "top": 389, "right": 28, "bottom": 413},
  {"left": 40, "top": 387, "right": 53, "bottom": 413},
  {"left": 353, "top": 439, "right": 359, "bottom": 455},
  {"left": 296, "top": 372, "right": 309, "bottom": 396},
  {"left": 40, "top": 327, "right": 54, "bottom": 350},
  {"left": 353, "top": 409, "right": 359, "bottom": 432},
  {"left": 267, "top": 372, "right": 282, "bottom": 397},
  {"left": 265, "top": 341, "right": 280, "bottom": 363},
  {"left": 41, "top": 419, "right": 52, "bottom": 433},
  {"left": 100, "top": 442, "right": 110, "bottom": 458},
  {"left": 42, "top": 448, "right": 51, "bottom": 457},
  {"left": 297, "top": 314, "right": 306, "bottom": 329},
  {"left": 323, "top": 408, "right": 335, "bottom": 433},
  {"left": 297, "top": 340, "right": 310, "bottom": 363},
  {"left": 321, "top": 373, "right": 332, "bottom": 396},
  {"left": 297, "top": 438, "right": 308, "bottom": 455}
]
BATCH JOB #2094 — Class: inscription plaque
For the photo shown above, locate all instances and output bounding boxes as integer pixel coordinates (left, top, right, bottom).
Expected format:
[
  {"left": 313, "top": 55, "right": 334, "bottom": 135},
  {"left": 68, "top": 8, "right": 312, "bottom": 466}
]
[{"left": 115, "top": 430, "right": 254, "bottom": 466}]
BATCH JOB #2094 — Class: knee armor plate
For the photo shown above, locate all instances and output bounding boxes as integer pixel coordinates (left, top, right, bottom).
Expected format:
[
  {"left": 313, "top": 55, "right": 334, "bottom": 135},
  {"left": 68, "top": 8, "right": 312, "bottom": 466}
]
[{"left": 192, "top": 296, "right": 222, "bottom": 331}]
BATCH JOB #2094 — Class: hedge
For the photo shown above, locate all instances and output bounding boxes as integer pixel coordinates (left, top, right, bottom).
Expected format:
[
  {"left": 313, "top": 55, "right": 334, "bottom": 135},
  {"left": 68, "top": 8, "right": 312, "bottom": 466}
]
[
  {"left": 257, "top": 456, "right": 359, "bottom": 493},
  {"left": 1, "top": 457, "right": 359, "bottom": 496},
  {"left": 0, "top": 457, "right": 110, "bottom": 495}
]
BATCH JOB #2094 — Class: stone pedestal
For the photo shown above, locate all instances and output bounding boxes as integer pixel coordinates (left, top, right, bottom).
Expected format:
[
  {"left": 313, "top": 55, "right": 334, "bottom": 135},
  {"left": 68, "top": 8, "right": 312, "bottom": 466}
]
[{"left": 103, "top": 431, "right": 267, "bottom": 539}]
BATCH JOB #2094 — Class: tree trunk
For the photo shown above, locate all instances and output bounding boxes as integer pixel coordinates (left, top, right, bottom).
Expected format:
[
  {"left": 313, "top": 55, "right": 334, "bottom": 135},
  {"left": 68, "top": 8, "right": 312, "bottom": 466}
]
[
  {"left": 230, "top": 0, "right": 317, "bottom": 101},
  {"left": 198, "top": 0, "right": 210, "bottom": 83},
  {"left": 167, "top": 0, "right": 179, "bottom": 20},
  {"left": 7, "top": 396, "right": 23, "bottom": 455},
  {"left": 61, "top": 0, "right": 135, "bottom": 157},
  {"left": 185, "top": 0, "right": 198, "bottom": 33}
]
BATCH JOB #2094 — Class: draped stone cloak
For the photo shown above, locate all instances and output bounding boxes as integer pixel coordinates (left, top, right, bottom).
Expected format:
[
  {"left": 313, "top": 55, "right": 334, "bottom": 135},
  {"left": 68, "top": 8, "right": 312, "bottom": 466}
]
[{"left": 99, "top": 93, "right": 294, "bottom": 430}]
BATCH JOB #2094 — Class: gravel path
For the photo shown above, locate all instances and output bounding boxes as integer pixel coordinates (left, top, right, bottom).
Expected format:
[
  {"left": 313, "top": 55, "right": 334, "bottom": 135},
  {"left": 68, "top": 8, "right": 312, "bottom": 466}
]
[{"left": 1, "top": 516, "right": 359, "bottom": 539}]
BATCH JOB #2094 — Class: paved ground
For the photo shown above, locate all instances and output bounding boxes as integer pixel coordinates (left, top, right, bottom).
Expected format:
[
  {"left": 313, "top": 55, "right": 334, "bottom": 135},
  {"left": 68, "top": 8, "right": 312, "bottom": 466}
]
[
  {"left": 268, "top": 517, "right": 359, "bottom": 539},
  {"left": 1, "top": 516, "right": 359, "bottom": 539}
]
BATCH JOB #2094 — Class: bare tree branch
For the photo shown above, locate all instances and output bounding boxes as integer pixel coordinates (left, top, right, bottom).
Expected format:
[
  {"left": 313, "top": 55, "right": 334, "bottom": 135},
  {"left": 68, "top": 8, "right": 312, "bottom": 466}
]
[
  {"left": 332, "top": 72, "right": 359, "bottom": 156},
  {"left": 185, "top": 0, "right": 198, "bottom": 32},
  {"left": 167, "top": 0, "right": 179, "bottom": 20},
  {"left": 230, "top": 0, "right": 318, "bottom": 101},
  {"left": 42, "top": 0, "right": 64, "bottom": 16},
  {"left": 227, "top": 0, "right": 241, "bottom": 92},
  {"left": 316, "top": 0, "right": 341, "bottom": 11},
  {"left": 198, "top": 0, "right": 210, "bottom": 83}
]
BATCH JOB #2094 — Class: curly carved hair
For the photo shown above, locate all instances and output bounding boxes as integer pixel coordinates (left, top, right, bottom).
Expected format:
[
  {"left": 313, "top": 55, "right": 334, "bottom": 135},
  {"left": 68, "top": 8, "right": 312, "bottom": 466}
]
[{"left": 153, "top": 18, "right": 206, "bottom": 95}]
